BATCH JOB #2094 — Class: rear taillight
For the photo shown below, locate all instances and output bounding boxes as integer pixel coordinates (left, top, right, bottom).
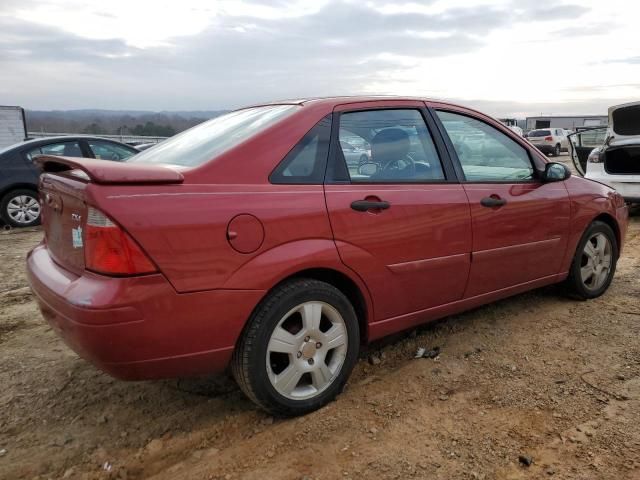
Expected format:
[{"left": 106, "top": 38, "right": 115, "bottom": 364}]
[
  {"left": 84, "top": 207, "right": 157, "bottom": 275},
  {"left": 544, "top": 136, "right": 553, "bottom": 141},
  {"left": 587, "top": 148, "right": 604, "bottom": 164}
]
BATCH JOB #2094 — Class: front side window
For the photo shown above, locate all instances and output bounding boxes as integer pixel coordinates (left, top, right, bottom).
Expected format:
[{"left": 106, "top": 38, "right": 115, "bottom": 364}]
[
  {"left": 89, "top": 140, "right": 137, "bottom": 161},
  {"left": 437, "top": 111, "right": 534, "bottom": 182},
  {"left": 26, "top": 141, "right": 83, "bottom": 161},
  {"left": 339, "top": 109, "right": 445, "bottom": 183},
  {"left": 128, "top": 105, "right": 298, "bottom": 167}
]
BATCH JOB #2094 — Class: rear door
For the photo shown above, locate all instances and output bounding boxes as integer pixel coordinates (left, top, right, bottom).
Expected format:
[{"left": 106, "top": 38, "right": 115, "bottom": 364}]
[
  {"left": 324, "top": 102, "right": 472, "bottom": 322},
  {"left": 433, "top": 107, "right": 571, "bottom": 297}
]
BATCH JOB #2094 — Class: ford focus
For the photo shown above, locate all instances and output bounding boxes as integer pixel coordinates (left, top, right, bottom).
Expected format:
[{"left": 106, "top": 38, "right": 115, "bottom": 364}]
[{"left": 27, "top": 97, "right": 628, "bottom": 416}]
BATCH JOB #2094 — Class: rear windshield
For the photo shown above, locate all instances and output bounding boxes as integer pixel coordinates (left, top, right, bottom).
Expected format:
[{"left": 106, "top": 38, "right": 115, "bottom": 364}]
[
  {"left": 528, "top": 130, "right": 551, "bottom": 137},
  {"left": 127, "top": 105, "right": 298, "bottom": 167}
]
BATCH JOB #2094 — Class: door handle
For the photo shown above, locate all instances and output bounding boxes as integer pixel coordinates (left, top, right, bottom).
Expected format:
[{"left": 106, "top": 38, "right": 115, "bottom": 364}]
[
  {"left": 351, "top": 199, "right": 390, "bottom": 212},
  {"left": 480, "top": 196, "right": 507, "bottom": 208}
]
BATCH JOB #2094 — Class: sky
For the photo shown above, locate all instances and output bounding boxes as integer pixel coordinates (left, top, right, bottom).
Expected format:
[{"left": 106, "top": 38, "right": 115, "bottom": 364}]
[{"left": 1, "top": 0, "right": 639, "bottom": 117}]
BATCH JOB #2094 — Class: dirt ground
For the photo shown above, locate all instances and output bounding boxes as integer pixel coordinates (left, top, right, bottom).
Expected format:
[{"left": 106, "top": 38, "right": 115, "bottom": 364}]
[{"left": 1, "top": 207, "right": 639, "bottom": 480}]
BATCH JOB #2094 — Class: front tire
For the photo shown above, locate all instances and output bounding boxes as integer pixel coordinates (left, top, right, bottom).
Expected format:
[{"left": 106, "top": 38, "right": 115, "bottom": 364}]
[
  {"left": 232, "top": 278, "right": 360, "bottom": 416},
  {"left": 0, "top": 189, "right": 41, "bottom": 228},
  {"left": 565, "top": 221, "right": 618, "bottom": 299}
]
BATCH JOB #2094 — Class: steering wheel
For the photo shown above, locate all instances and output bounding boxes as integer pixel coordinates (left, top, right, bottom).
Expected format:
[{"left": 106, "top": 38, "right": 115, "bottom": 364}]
[{"left": 382, "top": 154, "right": 416, "bottom": 177}]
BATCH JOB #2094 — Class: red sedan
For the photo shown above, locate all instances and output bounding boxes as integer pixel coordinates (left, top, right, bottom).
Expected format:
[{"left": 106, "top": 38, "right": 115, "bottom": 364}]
[{"left": 27, "top": 97, "right": 628, "bottom": 416}]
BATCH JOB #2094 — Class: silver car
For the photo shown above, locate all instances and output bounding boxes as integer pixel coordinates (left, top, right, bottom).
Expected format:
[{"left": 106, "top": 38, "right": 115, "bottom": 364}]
[{"left": 340, "top": 141, "right": 370, "bottom": 166}]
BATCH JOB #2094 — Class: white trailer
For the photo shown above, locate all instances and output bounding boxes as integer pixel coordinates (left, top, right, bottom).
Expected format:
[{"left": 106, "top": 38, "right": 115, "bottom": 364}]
[{"left": 0, "top": 106, "right": 28, "bottom": 149}]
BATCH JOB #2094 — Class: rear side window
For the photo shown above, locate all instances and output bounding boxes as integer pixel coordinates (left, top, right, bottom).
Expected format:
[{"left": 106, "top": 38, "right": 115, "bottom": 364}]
[
  {"left": 528, "top": 130, "right": 551, "bottom": 137},
  {"left": 88, "top": 140, "right": 136, "bottom": 161},
  {"left": 127, "top": 105, "right": 298, "bottom": 167},
  {"left": 26, "top": 141, "right": 83, "bottom": 161},
  {"left": 270, "top": 116, "right": 331, "bottom": 184},
  {"left": 338, "top": 109, "right": 445, "bottom": 183}
]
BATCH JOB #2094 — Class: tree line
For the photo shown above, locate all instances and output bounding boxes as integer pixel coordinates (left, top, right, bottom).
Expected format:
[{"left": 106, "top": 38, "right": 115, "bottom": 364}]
[{"left": 25, "top": 110, "right": 227, "bottom": 137}]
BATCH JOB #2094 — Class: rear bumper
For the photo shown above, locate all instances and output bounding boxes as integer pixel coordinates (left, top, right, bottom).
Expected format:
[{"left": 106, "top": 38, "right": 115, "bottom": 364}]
[
  {"left": 585, "top": 167, "right": 640, "bottom": 203},
  {"left": 26, "top": 244, "right": 264, "bottom": 380}
]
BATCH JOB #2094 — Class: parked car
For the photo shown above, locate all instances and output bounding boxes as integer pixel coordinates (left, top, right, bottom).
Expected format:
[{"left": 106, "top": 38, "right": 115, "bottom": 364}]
[
  {"left": 339, "top": 140, "right": 369, "bottom": 166},
  {"left": 0, "top": 136, "right": 138, "bottom": 227},
  {"left": 27, "top": 97, "right": 628, "bottom": 416},
  {"left": 582, "top": 101, "right": 640, "bottom": 205},
  {"left": 526, "top": 128, "right": 568, "bottom": 156}
]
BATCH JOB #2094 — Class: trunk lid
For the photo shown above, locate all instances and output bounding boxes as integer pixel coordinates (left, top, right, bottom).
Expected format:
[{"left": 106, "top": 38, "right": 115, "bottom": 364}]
[
  {"left": 609, "top": 101, "right": 640, "bottom": 144},
  {"left": 36, "top": 156, "right": 183, "bottom": 274},
  {"left": 40, "top": 174, "right": 88, "bottom": 275}
]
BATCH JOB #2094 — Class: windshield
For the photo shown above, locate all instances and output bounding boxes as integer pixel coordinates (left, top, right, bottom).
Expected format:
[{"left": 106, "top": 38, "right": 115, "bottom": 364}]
[
  {"left": 528, "top": 130, "right": 551, "bottom": 137},
  {"left": 127, "top": 105, "right": 298, "bottom": 167}
]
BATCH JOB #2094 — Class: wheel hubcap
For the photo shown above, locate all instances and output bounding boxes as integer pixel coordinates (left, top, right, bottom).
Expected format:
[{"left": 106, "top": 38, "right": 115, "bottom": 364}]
[
  {"left": 580, "top": 233, "right": 612, "bottom": 290},
  {"left": 266, "top": 301, "right": 348, "bottom": 400},
  {"left": 6, "top": 195, "right": 40, "bottom": 224}
]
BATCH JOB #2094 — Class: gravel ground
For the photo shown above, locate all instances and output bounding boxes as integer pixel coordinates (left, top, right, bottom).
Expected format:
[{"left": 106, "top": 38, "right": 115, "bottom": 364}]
[{"left": 0, "top": 199, "right": 638, "bottom": 480}]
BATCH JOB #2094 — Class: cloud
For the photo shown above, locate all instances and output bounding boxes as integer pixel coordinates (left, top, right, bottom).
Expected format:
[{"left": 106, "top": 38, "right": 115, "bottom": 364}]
[
  {"left": 521, "top": 3, "right": 588, "bottom": 19},
  {"left": 0, "top": 0, "right": 599, "bottom": 112},
  {"left": 552, "top": 21, "right": 616, "bottom": 38},
  {"left": 0, "top": 1, "right": 501, "bottom": 108},
  {"left": 0, "top": 17, "right": 135, "bottom": 62},
  {"left": 464, "top": 98, "right": 614, "bottom": 118},
  {"left": 605, "top": 56, "right": 640, "bottom": 64}
]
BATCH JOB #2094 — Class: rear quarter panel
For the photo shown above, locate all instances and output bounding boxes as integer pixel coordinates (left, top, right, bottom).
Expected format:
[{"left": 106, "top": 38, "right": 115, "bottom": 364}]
[{"left": 90, "top": 183, "right": 338, "bottom": 293}]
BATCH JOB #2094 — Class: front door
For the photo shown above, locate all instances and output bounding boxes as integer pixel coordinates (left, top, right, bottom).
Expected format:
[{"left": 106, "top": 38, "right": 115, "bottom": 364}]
[
  {"left": 434, "top": 109, "right": 571, "bottom": 297},
  {"left": 324, "top": 105, "right": 472, "bottom": 322}
]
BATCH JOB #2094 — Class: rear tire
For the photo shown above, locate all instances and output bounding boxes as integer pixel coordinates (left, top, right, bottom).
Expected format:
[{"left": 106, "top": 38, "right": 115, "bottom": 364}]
[
  {"left": 553, "top": 144, "right": 561, "bottom": 157},
  {"left": 0, "top": 189, "right": 41, "bottom": 228},
  {"left": 232, "top": 278, "right": 360, "bottom": 416},
  {"left": 565, "top": 221, "right": 618, "bottom": 299}
]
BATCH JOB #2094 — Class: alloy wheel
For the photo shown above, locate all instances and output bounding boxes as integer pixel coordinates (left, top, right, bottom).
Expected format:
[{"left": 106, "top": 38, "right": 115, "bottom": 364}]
[
  {"left": 6, "top": 194, "right": 40, "bottom": 225},
  {"left": 580, "top": 232, "right": 613, "bottom": 291},
  {"left": 266, "top": 301, "right": 348, "bottom": 400}
]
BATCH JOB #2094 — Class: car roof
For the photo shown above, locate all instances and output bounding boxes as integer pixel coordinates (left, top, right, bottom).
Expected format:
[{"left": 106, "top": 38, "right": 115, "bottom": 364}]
[
  {"left": 245, "top": 95, "right": 449, "bottom": 109},
  {"left": 242, "top": 96, "right": 505, "bottom": 125},
  {"left": 2, "top": 136, "right": 134, "bottom": 154}
]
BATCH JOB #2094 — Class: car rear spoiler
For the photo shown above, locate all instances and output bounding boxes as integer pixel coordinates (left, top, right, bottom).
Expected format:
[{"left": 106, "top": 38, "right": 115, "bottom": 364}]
[{"left": 34, "top": 155, "right": 184, "bottom": 185}]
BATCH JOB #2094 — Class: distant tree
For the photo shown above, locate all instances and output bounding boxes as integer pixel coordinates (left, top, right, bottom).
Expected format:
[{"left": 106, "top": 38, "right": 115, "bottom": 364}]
[
  {"left": 25, "top": 110, "right": 222, "bottom": 137},
  {"left": 82, "top": 122, "right": 105, "bottom": 134},
  {"left": 131, "top": 121, "right": 175, "bottom": 137}
]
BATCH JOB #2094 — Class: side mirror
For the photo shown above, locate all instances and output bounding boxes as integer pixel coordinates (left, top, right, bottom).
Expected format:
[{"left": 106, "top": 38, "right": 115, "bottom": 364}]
[
  {"left": 542, "top": 162, "right": 571, "bottom": 182},
  {"left": 358, "top": 162, "right": 379, "bottom": 176}
]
